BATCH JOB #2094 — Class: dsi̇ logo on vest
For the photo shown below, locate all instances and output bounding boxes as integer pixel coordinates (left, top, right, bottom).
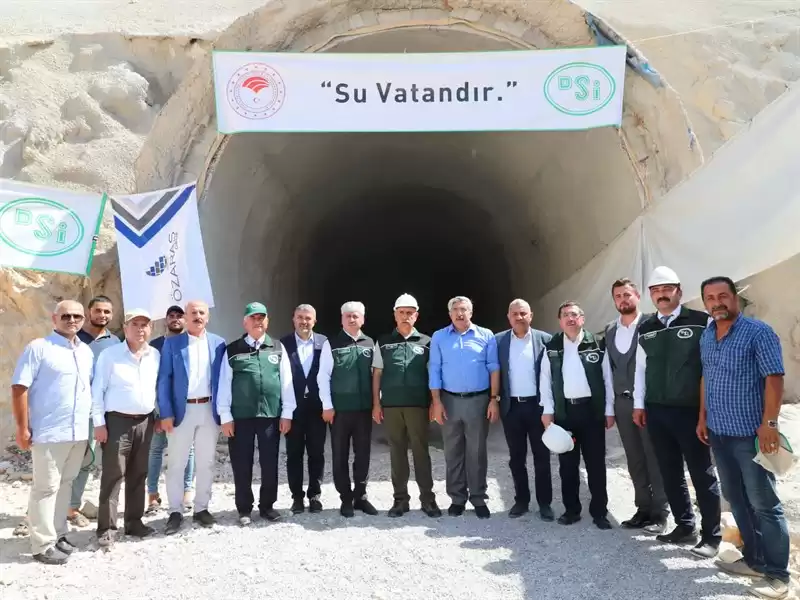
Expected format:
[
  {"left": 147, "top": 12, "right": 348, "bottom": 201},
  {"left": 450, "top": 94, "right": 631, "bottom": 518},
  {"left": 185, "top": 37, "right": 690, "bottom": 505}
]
[
  {"left": 585, "top": 352, "right": 600, "bottom": 364},
  {"left": 543, "top": 62, "right": 617, "bottom": 116},
  {"left": 412, "top": 346, "right": 425, "bottom": 355},
  {"left": 267, "top": 354, "right": 280, "bottom": 365},
  {"left": 677, "top": 328, "right": 694, "bottom": 339}
]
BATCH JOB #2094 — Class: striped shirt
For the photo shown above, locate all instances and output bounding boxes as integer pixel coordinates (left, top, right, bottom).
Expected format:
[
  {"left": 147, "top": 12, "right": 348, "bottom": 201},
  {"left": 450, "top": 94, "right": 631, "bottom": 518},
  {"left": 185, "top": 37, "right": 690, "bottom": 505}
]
[{"left": 700, "top": 314, "right": 784, "bottom": 436}]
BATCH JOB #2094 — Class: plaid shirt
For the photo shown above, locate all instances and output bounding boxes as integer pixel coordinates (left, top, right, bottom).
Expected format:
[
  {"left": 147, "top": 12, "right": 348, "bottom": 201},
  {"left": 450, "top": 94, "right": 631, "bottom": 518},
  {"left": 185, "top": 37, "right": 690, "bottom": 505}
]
[{"left": 700, "top": 314, "right": 784, "bottom": 436}]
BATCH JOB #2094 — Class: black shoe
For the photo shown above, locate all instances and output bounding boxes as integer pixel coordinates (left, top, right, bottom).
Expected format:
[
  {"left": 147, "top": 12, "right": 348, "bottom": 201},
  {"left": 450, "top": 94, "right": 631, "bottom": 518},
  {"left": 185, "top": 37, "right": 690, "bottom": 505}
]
[
  {"left": 291, "top": 499, "right": 305, "bottom": 515},
  {"left": 354, "top": 498, "right": 378, "bottom": 516},
  {"left": 448, "top": 503, "right": 465, "bottom": 516},
  {"left": 621, "top": 510, "right": 651, "bottom": 529},
  {"left": 690, "top": 539, "right": 720, "bottom": 559},
  {"left": 309, "top": 499, "right": 323, "bottom": 513},
  {"left": 55, "top": 537, "right": 75, "bottom": 555},
  {"left": 260, "top": 508, "right": 282, "bottom": 522},
  {"left": 192, "top": 510, "right": 216, "bottom": 528},
  {"left": 539, "top": 505, "right": 555, "bottom": 522},
  {"left": 124, "top": 521, "right": 155, "bottom": 538},
  {"left": 388, "top": 501, "right": 410, "bottom": 518},
  {"left": 33, "top": 546, "right": 69, "bottom": 565},
  {"left": 594, "top": 516, "right": 613, "bottom": 530},
  {"left": 474, "top": 505, "right": 491, "bottom": 519},
  {"left": 644, "top": 515, "right": 669, "bottom": 535},
  {"left": 165, "top": 512, "right": 183, "bottom": 535},
  {"left": 508, "top": 503, "right": 529, "bottom": 518},
  {"left": 340, "top": 500, "right": 355, "bottom": 518},
  {"left": 558, "top": 512, "right": 581, "bottom": 525},
  {"left": 421, "top": 500, "right": 442, "bottom": 518},
  {"left": 657, "top": 525, "right": 698, "bottom": 544}
]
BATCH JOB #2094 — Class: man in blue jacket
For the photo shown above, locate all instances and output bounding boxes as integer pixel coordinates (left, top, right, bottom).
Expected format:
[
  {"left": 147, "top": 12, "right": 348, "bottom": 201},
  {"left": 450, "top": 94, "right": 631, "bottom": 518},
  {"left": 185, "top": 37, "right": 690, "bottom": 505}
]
[
  {"left": 496, "top": 299, "right": 554, "bottom": 521},
  {"left": 157, "top": 300, "right": 227, "bottom": 535}
]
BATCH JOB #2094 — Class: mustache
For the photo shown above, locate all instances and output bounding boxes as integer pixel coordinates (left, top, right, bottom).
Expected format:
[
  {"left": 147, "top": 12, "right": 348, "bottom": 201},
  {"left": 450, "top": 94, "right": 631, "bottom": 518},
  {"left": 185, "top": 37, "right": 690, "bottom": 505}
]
[
  {"left": 657, "top": 297, "right": 670, "bottom": 303},
  {"left": 712, "top": 305, "right": 728, "bottom": 312}
]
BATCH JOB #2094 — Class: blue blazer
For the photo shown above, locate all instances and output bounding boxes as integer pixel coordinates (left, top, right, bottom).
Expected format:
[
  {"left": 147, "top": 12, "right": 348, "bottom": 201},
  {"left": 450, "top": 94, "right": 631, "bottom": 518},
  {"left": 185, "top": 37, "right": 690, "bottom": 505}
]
[
  {"left": 156, "top": 331, "right": 227, "bottom": 427},
  {"left": 495, "top": 328, "right": 552, "bottom": 418}
]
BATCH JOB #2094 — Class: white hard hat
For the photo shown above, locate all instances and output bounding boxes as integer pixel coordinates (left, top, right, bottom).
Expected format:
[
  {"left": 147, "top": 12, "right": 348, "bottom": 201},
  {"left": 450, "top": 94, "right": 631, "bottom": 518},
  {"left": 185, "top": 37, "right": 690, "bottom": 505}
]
[
  {"left": 542, "top": 423, "right": 574, "bottom": 454},
  {"left": 647, "top": 266, "right": 680, "bottom": 288},
  {"left": 394, "top": 293, "right": 419, "bottom": 310}
]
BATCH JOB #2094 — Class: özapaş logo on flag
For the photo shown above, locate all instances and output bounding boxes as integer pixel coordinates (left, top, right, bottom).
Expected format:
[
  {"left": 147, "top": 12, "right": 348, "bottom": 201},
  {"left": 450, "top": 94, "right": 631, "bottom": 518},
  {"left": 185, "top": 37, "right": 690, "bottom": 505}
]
[{"left": 111, "top": 183, "right": 214, "bottom": 318}]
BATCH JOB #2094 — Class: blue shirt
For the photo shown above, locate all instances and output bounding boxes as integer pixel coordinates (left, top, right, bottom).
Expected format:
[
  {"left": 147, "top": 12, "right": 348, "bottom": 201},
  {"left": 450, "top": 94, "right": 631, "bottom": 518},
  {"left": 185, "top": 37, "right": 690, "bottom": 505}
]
[
  {"left": 12, "top": 332, "right": 95, "bottom": 444},
  {"left": 700, "top": 314, "right": 784, "bottom": 437},
  {"left": 429, "top": 323, "right": 500, "bottom": 393}
]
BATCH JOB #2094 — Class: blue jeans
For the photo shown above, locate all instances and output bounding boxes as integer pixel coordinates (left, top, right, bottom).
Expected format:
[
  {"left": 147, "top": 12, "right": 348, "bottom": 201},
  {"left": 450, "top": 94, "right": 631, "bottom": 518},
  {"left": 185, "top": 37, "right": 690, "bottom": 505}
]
[
  {"left": 147, "top": 431, "right": 194, "bottom": 495},
  {"left": 709, "top": 432, "right": 790, "bottom": 582}
]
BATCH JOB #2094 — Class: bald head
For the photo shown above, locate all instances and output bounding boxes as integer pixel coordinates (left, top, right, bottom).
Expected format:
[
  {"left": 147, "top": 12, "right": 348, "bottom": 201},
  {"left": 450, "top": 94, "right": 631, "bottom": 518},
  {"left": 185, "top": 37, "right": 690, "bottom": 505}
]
[
  {"left": 52, "top": 300, "right": 85, "bottom": 339},
  {"left": 184, "top": 300, "right": 210, "bottom": 336}
]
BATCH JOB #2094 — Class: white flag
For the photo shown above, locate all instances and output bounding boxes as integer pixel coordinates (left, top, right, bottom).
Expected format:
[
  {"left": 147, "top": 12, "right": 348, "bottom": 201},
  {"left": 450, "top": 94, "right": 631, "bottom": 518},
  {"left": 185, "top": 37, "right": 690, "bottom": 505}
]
[
  {"left": 111, "top": 183, "right": 214, "bottom": 318},
  {"left": 0, "top": 178, "right": 105, "bottom": 276}
]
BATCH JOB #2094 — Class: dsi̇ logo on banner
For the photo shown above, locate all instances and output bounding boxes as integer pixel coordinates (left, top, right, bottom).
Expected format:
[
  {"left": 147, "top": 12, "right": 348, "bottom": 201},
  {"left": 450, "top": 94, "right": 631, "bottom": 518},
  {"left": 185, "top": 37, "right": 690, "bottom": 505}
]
[
  {"left": 543, "top": 62, "right": 617, "bottom": 116},
  {"left": 226, "top": 62, "right": 286, "bottom": 120},
  {"left": 0, "top": 197, "right": 85, "bottom": 256}
]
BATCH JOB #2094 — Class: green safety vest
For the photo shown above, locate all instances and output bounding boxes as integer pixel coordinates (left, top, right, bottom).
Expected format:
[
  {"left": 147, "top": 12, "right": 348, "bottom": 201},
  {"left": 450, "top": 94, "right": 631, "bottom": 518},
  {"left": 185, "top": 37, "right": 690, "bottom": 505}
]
[
  {"left": 226, "top": 334, "right": 282, "bottom": 420},
  {"left": 330, "top": 330, "right": 374, "bottom": 412},
  {"left": 377, "top": 329, "right": 431, "bottom": 408},
  {"left": 545, "top": 331, "right": 606, "bottom": 422}
]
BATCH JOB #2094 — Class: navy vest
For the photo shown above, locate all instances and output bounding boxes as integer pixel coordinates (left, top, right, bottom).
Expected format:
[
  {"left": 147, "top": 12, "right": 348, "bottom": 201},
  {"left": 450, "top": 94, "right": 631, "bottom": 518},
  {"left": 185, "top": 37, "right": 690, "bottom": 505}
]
[{"left": 280, "top": 332, "right": 327, "bottom": 407}]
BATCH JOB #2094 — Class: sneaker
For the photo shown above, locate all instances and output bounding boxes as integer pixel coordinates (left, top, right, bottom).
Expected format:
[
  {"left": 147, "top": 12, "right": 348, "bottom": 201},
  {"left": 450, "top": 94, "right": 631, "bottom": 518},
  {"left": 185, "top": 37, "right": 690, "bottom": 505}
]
[
  {"left": 259, "top": 508, "right": 281, "bottom": 522},
  {"left": 291, "top": 499, "right": 305, "bottom": 514},
  {"left": 33, "top": 546, "right": 69, "bottom": 565},
  {"left": 238, "top": 514, "right": 252, "bottom": 527},
  {"left": 748, "top": 577, "right": 789, "bottom": 599},
  {"left": 388, "top": 501, "right": 410, "bottom": 518},
  {"left": 421, "top": 500, "right": 442, "bottom": 518},
  {"left": 508, "top": 503, "right": 529, "bottom": 518},
  {"left": 309, "top": 498, "right": 323, "bottom": 513},
  {"left": 193, "top": 510, "right": 216, "bottom": 527},
  {"left": 657, "top": 525, "right": 697, "bottom": 544},
  {"left": 165, "top": 512, "right": 183, "bottom": 535},
  {"left": 124, "top": 521, "right": 155, "bottom": 538},
  {"left": 474, "top": 505, "right": 491, "bottom": 519},
  {"left": 353, "top": 498, "right": 378, "bottom": 516},
  {"left": 715, "top": 558, "right": 763, "bottom": 579},
  {"left": 55, "top": 537, "right": 75, "bottom": 555},
  {"left": 97, "top": 530, "right": 115, "bottom": 547}
]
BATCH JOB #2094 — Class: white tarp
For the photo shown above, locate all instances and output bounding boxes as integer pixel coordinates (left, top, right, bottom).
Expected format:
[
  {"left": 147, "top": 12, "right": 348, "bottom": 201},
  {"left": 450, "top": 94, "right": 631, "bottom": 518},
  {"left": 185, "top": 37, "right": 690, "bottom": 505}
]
[
  {"left": 534, "top": 82, "right": 800, "bottom": 332},
  {"left": 212, "top": 47, "right": 627, "bottom": 134},
  {"left": 111, "top": 183, "right": 215, "bottom": 318},
  {"left": 0, "top": 179, "right": 106, "bottom": 276}
]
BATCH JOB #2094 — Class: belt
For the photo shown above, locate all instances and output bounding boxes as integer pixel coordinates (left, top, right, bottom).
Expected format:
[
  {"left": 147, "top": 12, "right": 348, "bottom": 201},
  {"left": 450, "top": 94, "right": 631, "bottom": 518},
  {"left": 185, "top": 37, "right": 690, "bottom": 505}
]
[
  {"left": 566, "top": 396, "right": 591, "bottom": 405},
  {"left": 108, "top": 410, "right": 153, "bottom": 419},
  {"left": 511, "top": 395, "right": 537, "bottom": 403},
  {"left": 187, "top": 397, "right": 210, "bottom": 404},
  {"left": 443, "top": 389, "right": 489, "bottom": 398}
]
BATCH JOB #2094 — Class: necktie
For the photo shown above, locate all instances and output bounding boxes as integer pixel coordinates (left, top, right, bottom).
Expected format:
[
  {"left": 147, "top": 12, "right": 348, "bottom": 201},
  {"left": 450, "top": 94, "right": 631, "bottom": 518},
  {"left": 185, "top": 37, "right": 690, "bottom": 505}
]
[{"left": 661, "top": 315, "right": 670, "bottom": 327}]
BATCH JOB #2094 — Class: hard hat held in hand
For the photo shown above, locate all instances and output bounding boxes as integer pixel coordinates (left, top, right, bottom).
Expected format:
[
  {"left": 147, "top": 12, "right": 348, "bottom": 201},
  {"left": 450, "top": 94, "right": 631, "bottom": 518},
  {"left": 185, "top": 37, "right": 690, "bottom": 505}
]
[{"left": 542, "top": 423, "right": 574, "bottom": 454}]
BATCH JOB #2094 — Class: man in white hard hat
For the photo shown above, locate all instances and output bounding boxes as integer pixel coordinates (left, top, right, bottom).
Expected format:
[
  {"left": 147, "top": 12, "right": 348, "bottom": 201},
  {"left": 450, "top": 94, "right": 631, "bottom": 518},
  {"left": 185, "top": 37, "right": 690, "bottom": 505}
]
[
  {"left": 372, "top": 294, "right": 441, "bottom": 518},
  {"left": 540, "top": 301, "right": 615, "bottom": 530},
  {"left": 633, "top": 266, "right": 722, "bottom": 559}
]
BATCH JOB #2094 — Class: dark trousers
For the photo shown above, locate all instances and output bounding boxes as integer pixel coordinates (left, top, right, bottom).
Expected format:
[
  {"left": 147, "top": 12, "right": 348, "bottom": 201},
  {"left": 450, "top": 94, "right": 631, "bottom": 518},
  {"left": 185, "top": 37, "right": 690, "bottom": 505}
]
[
  {"left": 330, "top": 410, "right": 372, "bottom": 503},
  {"left": 286, "top": 400, "right": 327, "bottom": 500},
  {"left": 557, "top": 403, "right": 607, "bottom": 519},
  {"left": 614, "top": 395, "right": 668, "bottom": 516},
  {"left": 383, "top": 406, "right": 435, "bottom": 503},
  {"left": 98, "top": 411, "right": 154, "bottom": 534},
  {"left": 228, "top": 417, "right": 280, "bottom": 515},
  {"left": 646, "top": 404, "right": 721, "bottom": 540},
  {"left": 501, "top": 399, "right": 552, "bottom": 508},
  {"left": 710, "top": 432, "right": 790, "bottom": 582}
]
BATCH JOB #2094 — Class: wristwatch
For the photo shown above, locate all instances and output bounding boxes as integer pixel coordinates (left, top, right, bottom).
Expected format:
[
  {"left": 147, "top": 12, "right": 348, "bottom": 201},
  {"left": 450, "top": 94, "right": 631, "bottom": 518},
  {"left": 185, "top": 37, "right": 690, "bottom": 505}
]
[
  {"left": 766, "top": 419, "right": 779, "bottom": 429},
  {"left": 490, "top": 395, "right": 500, "bottom": 402}
]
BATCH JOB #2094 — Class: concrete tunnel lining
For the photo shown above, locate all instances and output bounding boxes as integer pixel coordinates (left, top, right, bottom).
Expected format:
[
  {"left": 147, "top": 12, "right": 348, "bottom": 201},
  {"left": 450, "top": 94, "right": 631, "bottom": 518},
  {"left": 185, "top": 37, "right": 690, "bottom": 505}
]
[{"left": 200, "top": 27, "right": 646, "bottom": 339}]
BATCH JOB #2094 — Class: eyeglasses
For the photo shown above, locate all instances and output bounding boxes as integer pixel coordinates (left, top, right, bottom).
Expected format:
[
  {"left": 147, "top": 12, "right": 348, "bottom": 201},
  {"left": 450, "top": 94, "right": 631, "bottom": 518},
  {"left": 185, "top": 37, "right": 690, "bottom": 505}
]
[{"left": 60, "top": 314, "right": 85, "bottom": 322}]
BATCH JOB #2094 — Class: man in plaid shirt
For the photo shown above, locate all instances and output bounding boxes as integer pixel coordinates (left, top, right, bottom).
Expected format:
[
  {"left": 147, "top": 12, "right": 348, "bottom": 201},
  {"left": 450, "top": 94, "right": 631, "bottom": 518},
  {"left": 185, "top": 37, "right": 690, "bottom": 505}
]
[{"left": 698, "top": 276, "right": 789, "bottom": 600}]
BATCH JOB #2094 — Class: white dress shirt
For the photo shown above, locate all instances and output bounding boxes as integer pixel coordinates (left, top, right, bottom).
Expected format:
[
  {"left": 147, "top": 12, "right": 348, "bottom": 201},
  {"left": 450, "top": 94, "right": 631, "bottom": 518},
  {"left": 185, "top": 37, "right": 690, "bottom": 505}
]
[
  {"left": 614, "top": 312, "right": 643, "bottom": 354},
  {"left": 295, "top": 333, "right": 315, "bottom": 394},
  {"left": 539, "top": 331, "right": 614, "bottom": 416},
  {"left": 633, "top": 306, "right": 713, "bottom": 409},
  {"left": 91, "top": 341, "right": 160, "bottom": 427},
  {"left": 186, "top": 332, "right": 211, "bottom": 400},
  {"left": 318, "top": 330, "right": 363, "bottom": 411},
  {"left": 216, "top": 334, "right": 297, "bottom": 424},
  {"left": 508, "top": 328, "right": 537, "bottom": 397}
]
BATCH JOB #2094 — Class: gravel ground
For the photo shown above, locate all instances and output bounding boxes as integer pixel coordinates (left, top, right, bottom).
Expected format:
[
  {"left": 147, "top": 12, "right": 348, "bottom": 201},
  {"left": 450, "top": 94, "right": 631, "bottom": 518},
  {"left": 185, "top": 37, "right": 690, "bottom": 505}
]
[{"left": 0, "top": 425, "right": 778, "bottom": 600}]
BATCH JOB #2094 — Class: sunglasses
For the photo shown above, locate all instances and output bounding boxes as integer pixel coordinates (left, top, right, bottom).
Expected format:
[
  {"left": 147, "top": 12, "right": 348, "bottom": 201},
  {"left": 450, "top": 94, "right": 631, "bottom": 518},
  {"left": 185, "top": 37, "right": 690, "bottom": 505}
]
[{"left": 60, "top": 313, "right": 85, "bottom": 322}]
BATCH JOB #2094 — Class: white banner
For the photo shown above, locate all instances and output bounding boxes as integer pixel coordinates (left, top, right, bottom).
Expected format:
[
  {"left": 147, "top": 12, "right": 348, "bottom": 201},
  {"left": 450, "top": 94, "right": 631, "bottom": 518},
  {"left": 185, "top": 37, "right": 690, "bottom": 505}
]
[
  {"left": 0, "top": 178, "right": 105, "bottom": 276},
  {"left": 111, "top": 183, "right": 214, "bottom": 318},
  {"left": 212, "top": 47, "right": 627, "bottom": 134}
]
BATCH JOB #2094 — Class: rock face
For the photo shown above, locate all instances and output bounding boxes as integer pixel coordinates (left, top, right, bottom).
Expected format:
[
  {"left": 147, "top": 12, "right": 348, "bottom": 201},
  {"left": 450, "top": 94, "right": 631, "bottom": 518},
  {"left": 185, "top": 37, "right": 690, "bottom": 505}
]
[{"left": 2, "top": 0, "right": 800, "bottom": 446}]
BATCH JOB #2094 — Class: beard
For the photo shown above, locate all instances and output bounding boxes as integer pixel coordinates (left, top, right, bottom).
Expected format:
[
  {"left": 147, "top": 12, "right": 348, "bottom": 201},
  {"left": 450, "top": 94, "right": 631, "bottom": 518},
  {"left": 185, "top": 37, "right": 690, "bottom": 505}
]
[{"left": 617, "top": 305, "right": 636, "bottom": 315}]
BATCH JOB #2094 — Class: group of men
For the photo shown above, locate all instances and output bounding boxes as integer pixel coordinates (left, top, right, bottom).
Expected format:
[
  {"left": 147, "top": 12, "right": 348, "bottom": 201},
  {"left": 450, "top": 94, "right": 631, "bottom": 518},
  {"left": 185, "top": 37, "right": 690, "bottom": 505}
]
[{"left": 9, "top": 267, "right": 790, "bottom": 600}]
